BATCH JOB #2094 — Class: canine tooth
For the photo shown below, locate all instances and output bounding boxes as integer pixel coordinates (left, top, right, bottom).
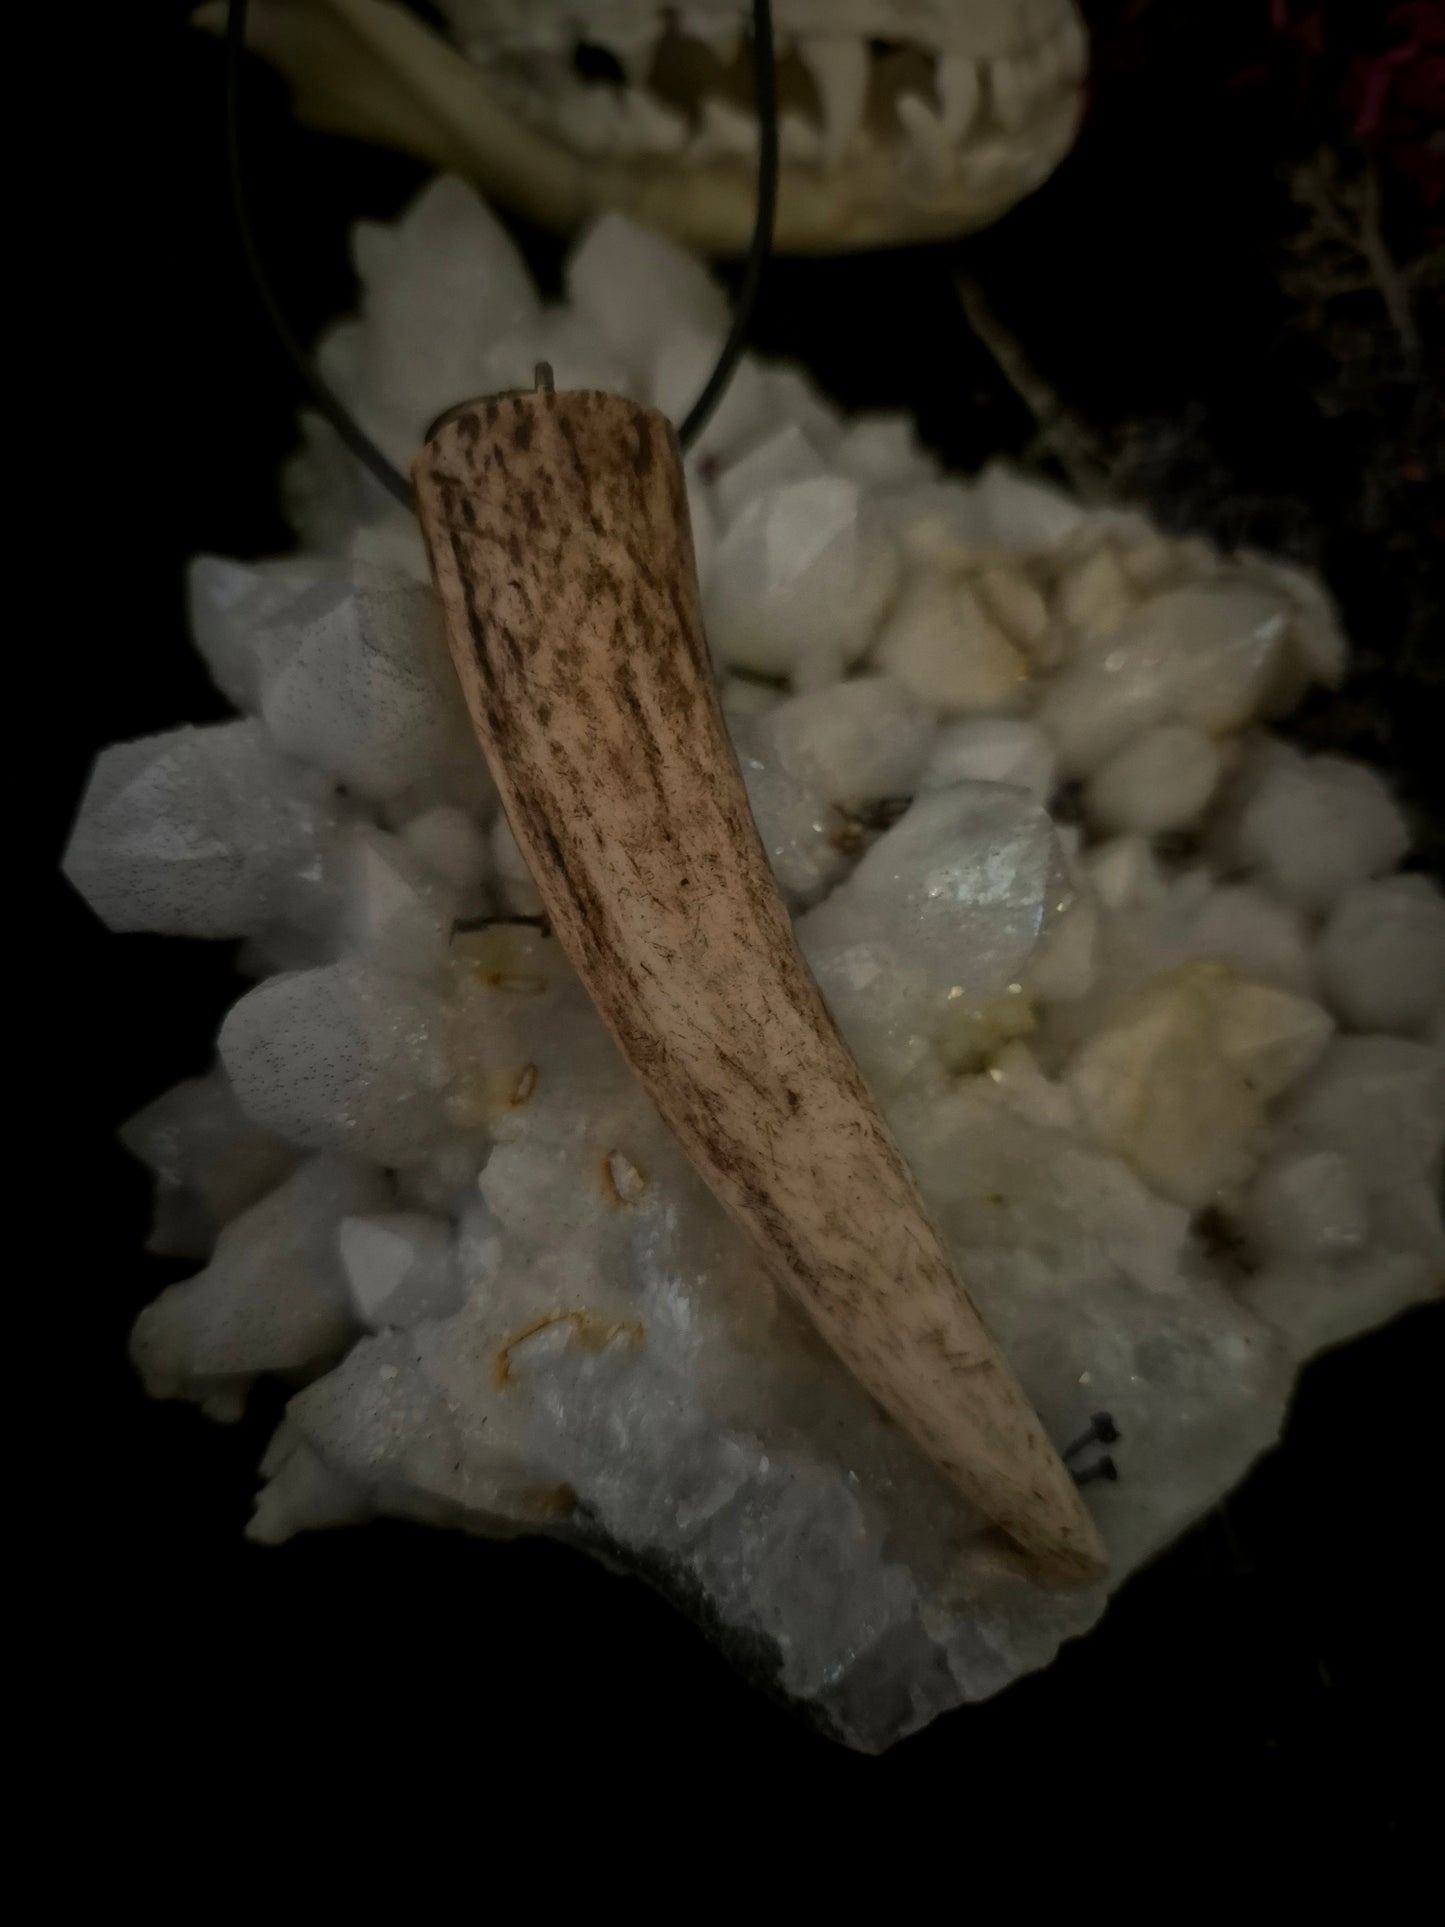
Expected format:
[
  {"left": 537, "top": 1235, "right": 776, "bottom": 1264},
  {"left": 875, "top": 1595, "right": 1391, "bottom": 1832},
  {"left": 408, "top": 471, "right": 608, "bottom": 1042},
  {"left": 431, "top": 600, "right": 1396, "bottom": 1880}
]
[
  {"left": 896, "top": 94, "right": 954, "bottom": 190},
  {"left": 1032, "top": 36, "right": 1063, "bottom": 91},
  {"left": 555, "top": 80, "right": 626, "bottom": 155},
  {"left": 1056, "top": 13, "right": 1088, "bottom": 82},
  {"left": 936, "top": 53, "right": 981, "bottom": 141},
  {"left": 693, "top": 95, "right": 757, "bottom": 161},
  {"left": 797, "top": 35, "right": 868, "bottom": 166},
  {"left": 568, "top": 11, "right": 661, "bottom": 86},
  {"left": 491, "top": 16, "right": 571, "bottom": 57},
  {"left": 1015, "top": 45, "right": 1053, "bottom": 105},
  {"left": 596, "top": 26, "right": 662, "bottom": 86},
  {"left": 682, "top": 13, "right": 742, "bottom": 65},
  {"left": 988, "top": 56, "right": 1029, "bottom": 130},
  {"left": 779, "top": 109, "right": 823, "bottom": 164},
  {"left": 619, "top": 87, "right": 688, "bottom": 154},
  {"left": 1023, "top": 0, "right": 1070, "bottom": 36}
]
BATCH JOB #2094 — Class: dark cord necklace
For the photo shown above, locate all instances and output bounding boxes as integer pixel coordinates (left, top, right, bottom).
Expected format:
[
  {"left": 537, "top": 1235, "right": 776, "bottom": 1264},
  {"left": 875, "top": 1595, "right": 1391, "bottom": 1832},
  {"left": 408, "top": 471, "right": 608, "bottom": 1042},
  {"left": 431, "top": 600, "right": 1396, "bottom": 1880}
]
[{"left": 223, "top": 0, "right": 780, "bottom": 509}]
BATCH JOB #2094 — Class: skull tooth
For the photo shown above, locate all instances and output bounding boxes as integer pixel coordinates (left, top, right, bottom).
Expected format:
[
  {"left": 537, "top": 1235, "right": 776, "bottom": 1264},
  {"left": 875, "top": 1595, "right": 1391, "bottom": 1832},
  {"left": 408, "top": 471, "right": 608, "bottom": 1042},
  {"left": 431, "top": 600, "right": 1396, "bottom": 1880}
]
[
  {"left": 680, "top": 12, "right": 742, "bottom": 66},
  {"left": 554, "top": 78, "right": 626, "bottom": 155},
  {"left": 480, "top": 14, "right": 570, "bottom": 58},
  {"left": 563, "top": 8, "right": 660, "bottom": 88},
  {"left": 779, "top": 108, "right": 823, "bottom": 165},
  {"left": 1056, "top": 13, "right": 1089, "bottom": 82},
  {"left": 1017, "top": 46, "right": 1055, "bottom": 106},
  {"left": 936, "top": 53, "right": 982, "bottom": 142},
  {"left": 692, "top": 95, "right": 757, "bottom": 161},
  {"left": 797, "top": 35, "right": 868, "bottom": 167},
  {"left": 618, "top": 86, "right": 689, "bottom": 154},
  {"left": 1023, "top": 0, "right": 1071, "bottom": 38},
  {"left": 603, "top": 26, "right": 663, "bottom": 87},
  {"left": 987, "top": 55, "right": 1029, "bottom": 130},
  {"left": 1031, "top": 35, "right": 1063, "bottom": 91},
  {"left": 895, "top": 93, "right": 954, "bottom": 190}
]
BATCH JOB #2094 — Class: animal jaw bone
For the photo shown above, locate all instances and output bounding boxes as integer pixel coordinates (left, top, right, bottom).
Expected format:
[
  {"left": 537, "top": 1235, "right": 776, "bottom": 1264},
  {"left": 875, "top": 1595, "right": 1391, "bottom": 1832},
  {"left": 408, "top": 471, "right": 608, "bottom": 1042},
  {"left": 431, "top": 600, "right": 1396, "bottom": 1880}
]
[
  {"left": 411, "top": 383, "right": 1107, "bottom": 1584},
  {"left": 199, "top": 0, "right": 1088, "bottom": 252}
]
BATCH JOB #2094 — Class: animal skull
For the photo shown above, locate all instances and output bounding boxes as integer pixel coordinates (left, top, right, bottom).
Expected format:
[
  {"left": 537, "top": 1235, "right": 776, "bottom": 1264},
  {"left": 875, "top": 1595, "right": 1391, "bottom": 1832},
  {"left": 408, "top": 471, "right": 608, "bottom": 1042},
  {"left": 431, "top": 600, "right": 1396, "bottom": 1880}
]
[{"left": 206, "top": 0, "right": 1089, "bottom": 251}]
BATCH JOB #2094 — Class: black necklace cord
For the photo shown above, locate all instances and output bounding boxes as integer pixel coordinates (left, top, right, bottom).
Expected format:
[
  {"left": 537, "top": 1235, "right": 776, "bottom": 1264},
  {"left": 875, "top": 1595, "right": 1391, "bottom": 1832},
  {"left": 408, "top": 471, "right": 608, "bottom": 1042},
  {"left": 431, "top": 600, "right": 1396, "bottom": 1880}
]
[
  {"left": 677, "top": 0, "right": 777, "bottom": 451},
  {"left": 225, "top": 0, "right": 412, "bottom": 507},
  {"left": 223, "top": 0, "right": 779, "bottom": 497}
]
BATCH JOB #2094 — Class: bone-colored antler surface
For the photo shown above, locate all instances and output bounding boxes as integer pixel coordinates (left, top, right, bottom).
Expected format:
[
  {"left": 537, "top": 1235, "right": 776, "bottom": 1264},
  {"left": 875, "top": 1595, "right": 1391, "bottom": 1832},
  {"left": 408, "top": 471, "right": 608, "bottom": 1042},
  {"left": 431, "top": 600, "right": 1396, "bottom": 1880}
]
[{"left": 412, "top": 386, "right": 1106, "bottom": 1583}]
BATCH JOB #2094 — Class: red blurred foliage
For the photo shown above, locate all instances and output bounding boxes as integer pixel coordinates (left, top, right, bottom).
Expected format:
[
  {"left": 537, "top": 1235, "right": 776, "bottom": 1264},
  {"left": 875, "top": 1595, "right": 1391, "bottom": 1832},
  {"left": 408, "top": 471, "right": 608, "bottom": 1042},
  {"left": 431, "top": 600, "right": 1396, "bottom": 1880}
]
[
  {"left": 1241, "top": 1, "right": 1445, "bottom": 213},
  {"left": 1342, "top": 4, "right": 1445, "bottom": 208}
]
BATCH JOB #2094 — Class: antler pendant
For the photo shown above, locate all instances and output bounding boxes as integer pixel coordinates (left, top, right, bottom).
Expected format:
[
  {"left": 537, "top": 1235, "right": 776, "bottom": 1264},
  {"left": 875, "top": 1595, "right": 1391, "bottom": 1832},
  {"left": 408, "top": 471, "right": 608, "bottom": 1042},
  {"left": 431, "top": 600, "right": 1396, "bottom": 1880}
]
[{"left": 413, "top": 387, "right": 1105, "bottom": 1585}]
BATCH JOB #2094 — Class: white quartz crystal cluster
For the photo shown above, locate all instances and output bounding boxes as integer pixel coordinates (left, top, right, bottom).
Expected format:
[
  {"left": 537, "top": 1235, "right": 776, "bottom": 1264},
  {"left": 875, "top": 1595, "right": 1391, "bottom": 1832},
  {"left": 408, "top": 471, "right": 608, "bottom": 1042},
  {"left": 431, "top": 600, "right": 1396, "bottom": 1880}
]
[{"left": 65, "top": 181, "right": 1444, "bottom": 1750}]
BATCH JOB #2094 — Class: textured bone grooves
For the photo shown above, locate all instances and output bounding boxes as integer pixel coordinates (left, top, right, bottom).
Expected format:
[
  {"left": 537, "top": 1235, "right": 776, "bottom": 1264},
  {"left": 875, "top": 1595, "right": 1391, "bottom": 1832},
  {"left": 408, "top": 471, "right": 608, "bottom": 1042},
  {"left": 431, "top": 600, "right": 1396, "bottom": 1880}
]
[{"left": 413, "top": 389, "right": 1105, "bottom": 1584}]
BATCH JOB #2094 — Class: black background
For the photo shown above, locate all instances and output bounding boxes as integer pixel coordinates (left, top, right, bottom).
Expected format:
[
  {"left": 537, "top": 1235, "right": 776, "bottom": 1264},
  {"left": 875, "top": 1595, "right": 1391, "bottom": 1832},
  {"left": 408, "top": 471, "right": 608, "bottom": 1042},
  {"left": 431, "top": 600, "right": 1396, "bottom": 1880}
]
[{"left": 34, "top": 0, "right": 1441, "bottom": 1863}]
